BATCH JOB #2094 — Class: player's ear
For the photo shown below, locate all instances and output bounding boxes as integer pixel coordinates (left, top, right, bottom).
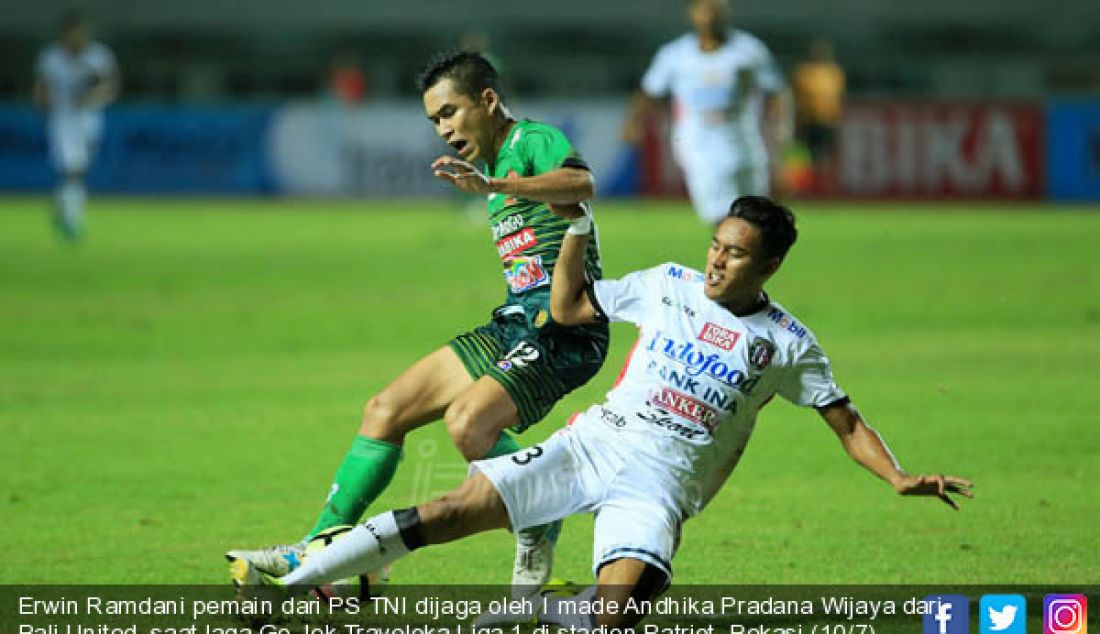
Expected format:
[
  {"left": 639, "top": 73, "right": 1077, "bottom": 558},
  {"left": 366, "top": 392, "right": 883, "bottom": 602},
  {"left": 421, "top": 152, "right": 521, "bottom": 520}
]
[{"left": 482, "top": 88, "right": 500, "bottom": 115}]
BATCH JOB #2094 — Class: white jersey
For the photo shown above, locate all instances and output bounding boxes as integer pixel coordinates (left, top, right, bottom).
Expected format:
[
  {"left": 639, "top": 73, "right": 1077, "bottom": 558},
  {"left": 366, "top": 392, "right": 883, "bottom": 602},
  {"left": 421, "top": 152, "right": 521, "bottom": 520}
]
[
  {"left": 36, "top": 42, "right": 117, "bottom": 117},
  {"left": 584, "top": 262, "right": 846, "bottom": 516},
  {"left": 37, "top": 42, "right": 117, "bottom": 171},
  {"left": 641, "top": 30, "right": 785, "bottom": 171}
]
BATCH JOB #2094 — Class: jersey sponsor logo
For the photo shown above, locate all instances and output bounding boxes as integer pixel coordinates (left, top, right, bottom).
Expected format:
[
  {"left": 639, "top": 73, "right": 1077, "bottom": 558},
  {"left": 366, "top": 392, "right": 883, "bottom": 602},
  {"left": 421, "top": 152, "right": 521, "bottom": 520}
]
[
  {"left": 491, "top": 213, "right": 525, "bottom": 241},
  {"left": 767, "top": 307, "right": 807, "bottom": 338},
  {"left": 636, "top": 407, "right": 709, "bottom": 441},
  {"left": 598, "top": 406, "right": 627, "bottom": 428},
  {"left": 666, "top": 265, "right": 705, "bottom": 282},
  {"left": 748, "top": 337, "right": 776, "bottom": 370},
  {"left": 650, "top": 386, "right": 719, "bottom": 431},
  {"left": 645, "top": 330, "right": 761, "bottom": 394},
  {"left": 648, "top": 361, "right": 740, "bottom": 412},
  {"left": 504, "top": 255, "right": 550, "bottom": 293},
  {"left": 661, "top": 296, "right": 697, "bottom": 318},
  {"left": 698, "top": 322, "right": 741, "bottom": 350},
  {"left": 496, "top": 227, "right": 538, "bottom": 259}
]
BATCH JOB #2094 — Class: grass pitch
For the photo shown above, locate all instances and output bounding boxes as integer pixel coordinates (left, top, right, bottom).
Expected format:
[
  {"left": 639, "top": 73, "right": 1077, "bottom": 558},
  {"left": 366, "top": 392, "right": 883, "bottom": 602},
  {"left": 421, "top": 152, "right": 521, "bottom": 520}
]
[{"left": 1, "top": 197, "right": 1097, "bottom": 585}]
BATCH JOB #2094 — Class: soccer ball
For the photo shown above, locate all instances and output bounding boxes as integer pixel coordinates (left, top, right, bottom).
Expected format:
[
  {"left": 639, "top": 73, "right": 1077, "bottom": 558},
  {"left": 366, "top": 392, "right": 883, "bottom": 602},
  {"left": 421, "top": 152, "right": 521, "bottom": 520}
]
[{"left": 305, "top": 525, "right": 390, "bottom": 600}]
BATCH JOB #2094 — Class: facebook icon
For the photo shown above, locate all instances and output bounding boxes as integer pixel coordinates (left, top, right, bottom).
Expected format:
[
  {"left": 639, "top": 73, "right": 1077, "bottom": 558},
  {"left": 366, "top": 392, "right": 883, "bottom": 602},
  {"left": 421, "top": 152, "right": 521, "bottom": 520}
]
[{"left": 924, "top": 595, "right": 970, "bottom": 634}]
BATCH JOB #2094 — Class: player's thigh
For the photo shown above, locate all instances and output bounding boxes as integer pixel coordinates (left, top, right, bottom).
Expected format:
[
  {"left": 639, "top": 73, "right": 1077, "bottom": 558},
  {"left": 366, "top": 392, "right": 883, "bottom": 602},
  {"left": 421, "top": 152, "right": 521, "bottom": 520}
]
[
  {"left": 49, "top": 119, "right": 89, "bottom": 175},
  {"left": 360, "top": 345, "right": 474, "bottom": 439},
  {"left": 470, "top": 430, "right": 589, "bottom": 532},
  {"left": 444, "top": 375, "right": 522, "bottom": 458}
]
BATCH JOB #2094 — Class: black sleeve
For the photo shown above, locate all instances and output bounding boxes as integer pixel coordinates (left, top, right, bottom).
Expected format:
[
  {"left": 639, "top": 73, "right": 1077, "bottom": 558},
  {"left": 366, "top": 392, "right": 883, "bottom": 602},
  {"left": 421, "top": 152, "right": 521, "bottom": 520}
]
[
  {"left": 562, "top": 156, "right": 591, "bottom": 171},
  {"left": 585, "top": 283, "right": 609, "bottom": 322},
  {"left": 814, "top": 396, "right": 852, "bottom": 412}
]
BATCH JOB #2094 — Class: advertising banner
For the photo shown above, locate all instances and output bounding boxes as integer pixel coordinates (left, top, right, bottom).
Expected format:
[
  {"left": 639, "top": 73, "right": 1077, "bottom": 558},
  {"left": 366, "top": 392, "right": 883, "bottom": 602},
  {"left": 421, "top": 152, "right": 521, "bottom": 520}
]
[
  {"left": 267, "top": 99, "right": 636, "bottom": 197},
  {"left": 637, "top": 102, "right": 1045, "bottom": 200},
  {"left": 838, "top": 103, "right": 1044, "bottom": 198},
  {"left": 1046, "top": 100, "right": 1100, "bottom": 201},
  {"left": 0, "top": 105, "right": 274, "bottom": 193}
]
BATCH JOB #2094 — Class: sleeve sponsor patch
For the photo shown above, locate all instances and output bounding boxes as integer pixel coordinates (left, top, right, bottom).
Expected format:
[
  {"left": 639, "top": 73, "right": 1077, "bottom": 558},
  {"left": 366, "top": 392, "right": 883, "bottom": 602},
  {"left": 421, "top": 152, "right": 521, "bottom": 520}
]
[{"left": 665, "top": 265, "right": 704, "bottom": 282}]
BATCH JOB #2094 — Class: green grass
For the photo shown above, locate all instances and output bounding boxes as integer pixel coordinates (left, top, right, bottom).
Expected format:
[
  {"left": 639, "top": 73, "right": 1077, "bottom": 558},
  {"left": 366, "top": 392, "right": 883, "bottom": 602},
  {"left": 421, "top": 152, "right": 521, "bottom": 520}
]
[{"left": 1, "top": 196, "right": 1098, "bottom": 585}]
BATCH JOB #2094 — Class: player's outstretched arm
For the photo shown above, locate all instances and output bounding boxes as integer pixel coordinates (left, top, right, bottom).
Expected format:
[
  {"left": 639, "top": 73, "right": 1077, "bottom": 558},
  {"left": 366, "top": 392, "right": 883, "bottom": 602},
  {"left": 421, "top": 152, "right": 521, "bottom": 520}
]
[
  {"left": 549, "top": 206, "right": 599, "bottom": 326},
  {"left": 817, "top": 401, "right": 974, "bottom": 510},
  {"left": 432, "top": 156, "right": 594, "bottom": 204},
  {"left": 621, "top": 90, "right": 661, "bottom": 144}
]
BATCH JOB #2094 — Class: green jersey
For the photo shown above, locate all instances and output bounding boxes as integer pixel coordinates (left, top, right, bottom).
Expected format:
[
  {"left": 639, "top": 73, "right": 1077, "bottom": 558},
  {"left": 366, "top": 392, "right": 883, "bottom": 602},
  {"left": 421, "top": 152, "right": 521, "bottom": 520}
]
[{"left": 486, "top": 119, "right": 602, "bottom": 304}]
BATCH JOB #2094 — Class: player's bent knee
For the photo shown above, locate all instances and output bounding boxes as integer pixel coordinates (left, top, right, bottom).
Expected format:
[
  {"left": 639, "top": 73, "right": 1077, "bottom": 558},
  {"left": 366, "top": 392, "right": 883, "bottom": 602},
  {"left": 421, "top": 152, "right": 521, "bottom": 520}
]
[
  {"left": 443, "top": 401, "right": 494, "bottom": 461},
  {"left": 360, "top": 393, "right": 406, "bottom": 439}
]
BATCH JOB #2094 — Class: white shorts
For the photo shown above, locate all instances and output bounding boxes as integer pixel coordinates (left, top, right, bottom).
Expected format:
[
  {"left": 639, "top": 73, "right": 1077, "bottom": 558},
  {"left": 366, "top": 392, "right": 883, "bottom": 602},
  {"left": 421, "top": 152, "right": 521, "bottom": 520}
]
[
  {"left": 49, "top": 112, "right": 103, "bottom": 174},
  {"left": 472, "top": 414, "right": 684, "bottom": 579}
]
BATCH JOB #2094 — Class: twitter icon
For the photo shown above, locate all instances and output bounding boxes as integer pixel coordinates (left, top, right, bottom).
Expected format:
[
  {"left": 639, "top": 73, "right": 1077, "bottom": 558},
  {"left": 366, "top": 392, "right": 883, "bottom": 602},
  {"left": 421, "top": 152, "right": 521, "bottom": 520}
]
[{"left": 981, "top": 595, "right": 1027, "bottom": 634}]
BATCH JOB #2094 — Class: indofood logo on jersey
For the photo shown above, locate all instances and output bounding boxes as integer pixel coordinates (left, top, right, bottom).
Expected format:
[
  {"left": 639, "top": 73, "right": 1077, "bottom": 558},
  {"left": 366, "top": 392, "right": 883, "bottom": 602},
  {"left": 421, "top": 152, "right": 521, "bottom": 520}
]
[
  {"left": 497, "top": 228, "right": 538, "bottom": 259},
  {"left": 504, "top": 255, "right": 549, "bottom": 293},
  {"left": 646, "top": 330, "right": 760, "bottom": 393}
]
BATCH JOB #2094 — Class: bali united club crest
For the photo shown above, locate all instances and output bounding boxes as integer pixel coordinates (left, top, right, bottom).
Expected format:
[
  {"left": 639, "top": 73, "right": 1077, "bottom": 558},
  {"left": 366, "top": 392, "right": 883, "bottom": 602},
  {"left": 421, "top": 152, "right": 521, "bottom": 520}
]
[{"left": 748, "top": 337, "right": 776, "bottom": 370}]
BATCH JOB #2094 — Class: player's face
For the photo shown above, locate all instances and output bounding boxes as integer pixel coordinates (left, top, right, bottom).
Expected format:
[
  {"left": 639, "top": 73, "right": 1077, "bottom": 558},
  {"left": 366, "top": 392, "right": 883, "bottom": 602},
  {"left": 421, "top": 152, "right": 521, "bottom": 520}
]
[
  {"left": 704, "top": 217, "right": 780, "bottom": 302},
  {"left": 63, "top": 23, "right": 90, "bottom": 53},
  {"left": 689, "top": 0, "right": 730, "bottom": 37},
  {"left": 423, "top": 78, "right": 495, "bottom": 163}
]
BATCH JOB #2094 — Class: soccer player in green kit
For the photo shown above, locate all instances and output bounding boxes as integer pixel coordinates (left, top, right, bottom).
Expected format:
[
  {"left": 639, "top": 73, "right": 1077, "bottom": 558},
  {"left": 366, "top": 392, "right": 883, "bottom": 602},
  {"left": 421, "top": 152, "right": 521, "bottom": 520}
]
[{"left": 226, "top": 51, "right": 608, "bottom": 596}]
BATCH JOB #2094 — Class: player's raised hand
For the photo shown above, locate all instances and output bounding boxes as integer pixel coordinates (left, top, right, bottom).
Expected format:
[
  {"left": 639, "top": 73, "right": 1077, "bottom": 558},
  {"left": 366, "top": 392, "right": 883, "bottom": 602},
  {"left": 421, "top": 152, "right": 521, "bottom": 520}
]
[
  {"left": 432, "top": 156, "right": 494, "bottom": 194},
  {"left": 893, "top": 474, "right": 974, "bottom": 510}
]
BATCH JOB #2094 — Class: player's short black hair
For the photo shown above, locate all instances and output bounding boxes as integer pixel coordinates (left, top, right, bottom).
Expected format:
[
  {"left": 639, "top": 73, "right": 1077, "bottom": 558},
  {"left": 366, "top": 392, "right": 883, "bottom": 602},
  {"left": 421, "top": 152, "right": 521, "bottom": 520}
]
[
  {"left": 724, "top": 196, "right": 798, "bottom": 260},
  {"left": 417, "top": 50, "right": 502, "bottom": 100}
]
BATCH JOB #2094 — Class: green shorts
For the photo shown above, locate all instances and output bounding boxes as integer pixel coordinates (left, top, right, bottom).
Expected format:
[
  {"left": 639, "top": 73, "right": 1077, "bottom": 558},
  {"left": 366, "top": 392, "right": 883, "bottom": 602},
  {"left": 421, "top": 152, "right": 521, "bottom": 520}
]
[{"left": 449, "top": 303, "right": 609, "bottom": 433}]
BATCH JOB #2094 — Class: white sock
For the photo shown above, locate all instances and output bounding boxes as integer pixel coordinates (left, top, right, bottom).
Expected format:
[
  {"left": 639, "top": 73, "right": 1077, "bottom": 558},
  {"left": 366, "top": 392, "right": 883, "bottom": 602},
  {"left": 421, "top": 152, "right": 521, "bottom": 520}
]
[
  {"left": 57, "top": 181, "right": 85, "bottom": 226},
  {"left": 282, "top": 511, "right": 411, "bottom": 588}
]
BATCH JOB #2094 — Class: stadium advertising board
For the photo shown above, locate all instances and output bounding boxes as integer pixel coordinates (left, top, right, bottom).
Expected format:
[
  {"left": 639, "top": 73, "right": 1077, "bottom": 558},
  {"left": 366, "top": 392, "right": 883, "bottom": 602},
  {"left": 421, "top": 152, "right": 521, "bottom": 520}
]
[
  {"left": 1046, "top": 100, "right": 1100, "bottom": 201},
  {"left": 268, "top": 100, "right": 636, "bottom": 197},
  {"left": 636, "top": 102, "right": 1045, "bottom": 200},
  {"left": 838, "top": 102, "right": 1044, "bottom": 198},
  {"left": 0, "top": 105, "right": 273, "bottom": 193}
]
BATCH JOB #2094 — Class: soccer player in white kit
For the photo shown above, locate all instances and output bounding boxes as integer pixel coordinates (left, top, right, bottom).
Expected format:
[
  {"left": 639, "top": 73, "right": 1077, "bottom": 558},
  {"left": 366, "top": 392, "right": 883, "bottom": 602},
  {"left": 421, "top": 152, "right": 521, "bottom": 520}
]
[
  {"left": 623, "top": 0, "right": 791, "bottom": 225},
  {"left": 240, "top": 196, "right": 972, "bottom": 629},
  {"left": 33, "top": 13, "right": 119, "bottom": 240}
]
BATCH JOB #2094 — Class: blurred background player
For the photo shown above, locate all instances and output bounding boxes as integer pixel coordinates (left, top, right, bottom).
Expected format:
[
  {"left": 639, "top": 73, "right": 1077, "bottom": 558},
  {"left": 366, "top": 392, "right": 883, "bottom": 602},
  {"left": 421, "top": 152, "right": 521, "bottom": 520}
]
[
  {"left": 791, "top": 37, "right": 845, "bottom": 194},
  {"left": 32, "top": 11, "right": 119, "bottom": 241},
  {"left": 226, "top": 50, "right": 609, "bottom": 597},
  {"left": 622, "top": 0, "right": 791, "bottom": 225},
  {"left": 241, "top": 196, "right": 972, "bottom": 630}
]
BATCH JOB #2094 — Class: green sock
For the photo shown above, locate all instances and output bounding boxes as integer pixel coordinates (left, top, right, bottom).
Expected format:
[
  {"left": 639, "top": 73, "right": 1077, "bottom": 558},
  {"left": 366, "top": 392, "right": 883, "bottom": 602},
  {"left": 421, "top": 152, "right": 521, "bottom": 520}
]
[
  {"left": 307, "top": 435, "right": 402, "bottom": 539},
  {"left": 482, "top": 431, "right": 522, "bottom": 459}
]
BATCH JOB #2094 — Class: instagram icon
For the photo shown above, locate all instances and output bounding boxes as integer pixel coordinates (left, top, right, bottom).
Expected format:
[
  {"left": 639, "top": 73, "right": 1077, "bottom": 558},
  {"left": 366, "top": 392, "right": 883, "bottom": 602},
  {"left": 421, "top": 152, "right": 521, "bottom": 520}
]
[{"left": 1045, "top": 595, "right": 1087, "bottom": 634}]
